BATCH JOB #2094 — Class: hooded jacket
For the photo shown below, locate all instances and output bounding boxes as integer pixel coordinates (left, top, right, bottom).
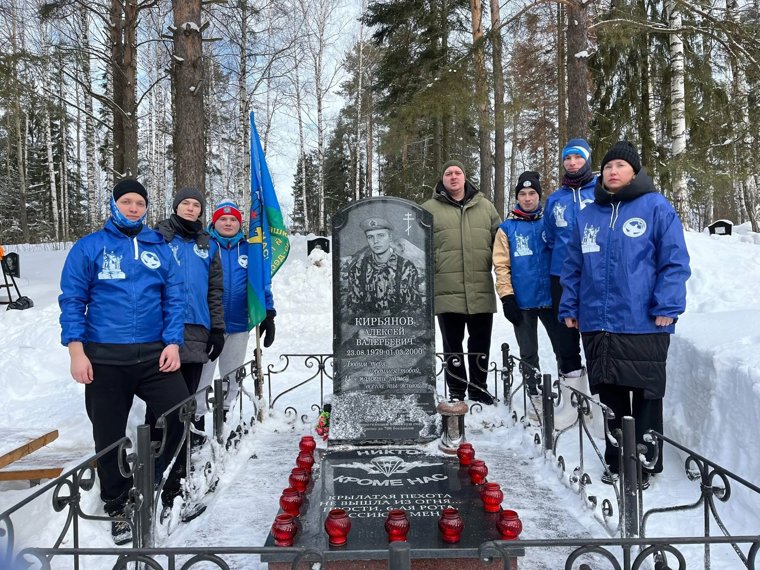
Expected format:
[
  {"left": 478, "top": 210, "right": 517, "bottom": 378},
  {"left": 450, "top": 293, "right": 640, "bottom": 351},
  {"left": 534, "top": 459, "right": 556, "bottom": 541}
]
[
  {"left": 559, "top": 169, "right": 691, "bottom": 334},
  {"left": 493, "top": 209, "right": 552, "bottom": 309},
  {"left": 156, "top": 216, "right": 225, "bottom": 362},
  {"left": 422, "top": 180, "right": 501, "bottom": 314},
  {"left": 544, "top": 176, "right": 597, "bottom": 276},
  {"left": 59, "top": 219, "right": 185, "bottom": 347}
]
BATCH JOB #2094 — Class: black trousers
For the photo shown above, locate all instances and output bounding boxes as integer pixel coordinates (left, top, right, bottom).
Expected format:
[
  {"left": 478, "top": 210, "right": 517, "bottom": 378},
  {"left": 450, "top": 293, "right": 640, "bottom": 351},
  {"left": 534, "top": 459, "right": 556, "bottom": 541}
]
[
  {"left": 146, "top": 362, "right": 204, "bottom": 477},
  {"left": 550, "top": 275, "right": 583, "bottom": 374},
  {"left": 437, "top": 312, "right": 493, "bottom": 398},
  {"left": 86, "top": 359, "right": 189, "bottom": 513},
  {"left": 512, "top": 308, "right": 562, "bottom": 394},
  {"left": 596, "top": 384, "right": 664, "bottom": 474}
]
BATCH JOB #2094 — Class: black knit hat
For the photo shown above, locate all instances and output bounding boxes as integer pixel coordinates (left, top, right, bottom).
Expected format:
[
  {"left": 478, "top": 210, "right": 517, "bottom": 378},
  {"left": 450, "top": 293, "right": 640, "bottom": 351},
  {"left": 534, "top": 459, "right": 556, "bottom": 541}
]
[
  {"left": 113, "top": 179, "right": 148, "bottom": 205},
  {"left": 172, "top": 187, "right": 206, "bottom": 215},
  {"left": 601, "top": 141, "right": 641, "bottom": 174},
  {"left": 515, "top": 171, "right": 542, "bottom": 198}
]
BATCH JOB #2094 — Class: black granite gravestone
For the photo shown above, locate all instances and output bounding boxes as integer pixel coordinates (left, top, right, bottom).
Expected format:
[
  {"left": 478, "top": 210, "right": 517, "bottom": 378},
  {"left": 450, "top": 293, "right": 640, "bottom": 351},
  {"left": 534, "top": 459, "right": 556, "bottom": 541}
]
[
  {"left": 330, "top": 197, "right": 437, "bottom": 445},
  {"left": 262, "top": 448, "right": 523, "bottom": 565}
]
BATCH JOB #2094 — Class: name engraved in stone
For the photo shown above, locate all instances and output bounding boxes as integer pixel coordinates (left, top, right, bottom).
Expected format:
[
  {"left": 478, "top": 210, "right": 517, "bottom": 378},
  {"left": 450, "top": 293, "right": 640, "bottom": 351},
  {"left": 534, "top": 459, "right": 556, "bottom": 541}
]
[{"left": 354, "top": 317, "right": 417, "bottom": 326}]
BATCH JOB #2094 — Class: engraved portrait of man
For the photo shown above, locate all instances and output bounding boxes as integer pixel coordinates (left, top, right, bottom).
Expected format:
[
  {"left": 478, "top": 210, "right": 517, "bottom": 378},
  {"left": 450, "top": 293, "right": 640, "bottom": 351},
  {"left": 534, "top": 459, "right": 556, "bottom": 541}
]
[{"left": 345, "top": 217, "right": 423, "bottom": 315}]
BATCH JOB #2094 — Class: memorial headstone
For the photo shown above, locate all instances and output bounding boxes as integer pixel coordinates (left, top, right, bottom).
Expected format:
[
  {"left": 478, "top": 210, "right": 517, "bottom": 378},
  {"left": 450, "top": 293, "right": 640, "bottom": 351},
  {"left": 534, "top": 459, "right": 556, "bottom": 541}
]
[
  {"left": 330, "top": 197, "right": 438, "bottom": 445},
  {"left": 307, "top": 236, "right": 330, "bottom": 255},
  {"left": 707, "top": 219, "right": 733, "bottom": 236},
  {"left": 4, "top": 253, "right": 20, "bottom": 278}
]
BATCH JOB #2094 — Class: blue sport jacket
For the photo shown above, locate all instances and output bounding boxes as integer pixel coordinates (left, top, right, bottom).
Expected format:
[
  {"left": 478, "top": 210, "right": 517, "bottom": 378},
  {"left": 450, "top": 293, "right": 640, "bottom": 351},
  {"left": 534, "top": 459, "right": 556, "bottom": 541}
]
[
  {"left": 498, "top": 214, "right": 552, "bottom": 309},
  {"left": 559, "top": 170, "right": 691, "bottom": 334},
  {"left": 544, "top": 176, "right": 597, "bottom": 276},
  {"left": 59, "top": 219, "right": 185, "bottom": 346}
]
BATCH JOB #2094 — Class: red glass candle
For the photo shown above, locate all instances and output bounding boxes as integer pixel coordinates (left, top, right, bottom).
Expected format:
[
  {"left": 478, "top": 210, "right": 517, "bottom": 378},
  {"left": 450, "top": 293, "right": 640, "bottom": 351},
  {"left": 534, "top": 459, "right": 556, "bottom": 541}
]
[
  {"left": 299, "top": 435, "right": 317, "bottom": 454},
  {"left": 384, "top": 509, "right": 410, "bottom": 542},
  {"left": 437, "top": 507, "right": 464, "bottom": 543},
  {"left": 456, "top": 443, "right": 475, "bottom": 466},
  {"left": 289, "top": 468, "right": 310, "bottom": 493},
  {"left": 279, "top": 487, "right": 303, "bottom": 516},
  {"left": 496, "top": 509, "right": 523, "bottom": 540},
  {"left": 272, "top": 514, "right": 298, "bottom": 546},
  {"left": 480, "top": 482, "right": 504, "bottom": 513},
  {"left": 296, "top": 451, "right": 315, "bottom": 472},
  {"left": 324, "top": 508, "right": 352, "bottom": 546},
  {"left": 468, "top": 459, "right": 488, "bottom": 484}
]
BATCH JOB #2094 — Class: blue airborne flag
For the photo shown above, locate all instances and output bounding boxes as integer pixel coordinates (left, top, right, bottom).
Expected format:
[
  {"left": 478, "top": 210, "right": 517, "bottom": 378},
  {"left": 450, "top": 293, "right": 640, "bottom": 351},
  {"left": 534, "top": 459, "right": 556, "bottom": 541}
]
[{"left": 247, "top": 112, "right": 290, "bottom": 330}]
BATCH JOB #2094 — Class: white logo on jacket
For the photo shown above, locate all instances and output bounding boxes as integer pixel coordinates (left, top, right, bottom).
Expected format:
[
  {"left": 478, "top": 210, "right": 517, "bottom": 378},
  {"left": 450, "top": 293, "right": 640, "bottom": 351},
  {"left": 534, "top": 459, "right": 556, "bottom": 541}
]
[
  {"left": 581, "top": 224, "right": 601, "bottom": 253},
  {"left": 513, "top": 233, "right": 533, "bottom": 257},
  {"left": 238, "top": 254, "right": 248, "bottom": 269},
  {"left": 140, "top": 251, "right": 161, "bottom": 269},
  {"left": 98, "top": 247, "right": 125, "bottom": 279},
  {"left": 193, "top": 244, "right": 209, "bottom": 259},
  {"left": 553, "top": 203, "right": 568, "bottom": 227},
  {"left": 623, "top": 218, "right": 647, "bottom": 238}
]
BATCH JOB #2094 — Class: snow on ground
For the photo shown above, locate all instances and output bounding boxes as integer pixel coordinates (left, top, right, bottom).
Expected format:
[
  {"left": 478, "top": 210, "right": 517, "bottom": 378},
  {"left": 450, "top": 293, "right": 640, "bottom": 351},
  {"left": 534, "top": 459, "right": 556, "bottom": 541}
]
[{"left": 1, "top": 227, "right": 759, "bottom": 569}]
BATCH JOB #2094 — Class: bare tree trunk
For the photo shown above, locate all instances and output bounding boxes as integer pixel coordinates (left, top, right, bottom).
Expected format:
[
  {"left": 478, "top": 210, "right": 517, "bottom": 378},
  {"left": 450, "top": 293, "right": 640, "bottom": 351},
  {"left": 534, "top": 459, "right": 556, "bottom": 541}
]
[
  {"left": 355, "top": 4, "right": 366, "bottom": 201},
  {"left": 59, "top": 56, "right": 70, "bottom": 240},
  {"left": 366, "top": 99, "right": 374, "bottom": 197},
  {"left": 728, "top": 0, "right": 758, "bottom": 231},
  {"left": 470, "top": 0, "right": 491, "bottom": 198},
  {"left": 239, "top": 0, "right": 251, "bottom": 215},
  {"left": 557, "top": 1, "right": 566, "bottom": 163},
  {"left": 293, "top": 54, "right": 309, "bottom": 232},
  {"left": 667, "top": 0, "right": 689, "bottom": 225},
  {"left": 489, "top": 0, "right": 505, "bottom": 217},
  {"left": 565, "top": 0, "right": 589, "bottom": 137},
  {"left": 10, "top": 1, "right": 30, "bottom": 242},
  {"left": 80, "top": 6, "right": 99, "bottom": 228},
  {"left": 172, "top": 0, "right": 205, "bottom": 192}
]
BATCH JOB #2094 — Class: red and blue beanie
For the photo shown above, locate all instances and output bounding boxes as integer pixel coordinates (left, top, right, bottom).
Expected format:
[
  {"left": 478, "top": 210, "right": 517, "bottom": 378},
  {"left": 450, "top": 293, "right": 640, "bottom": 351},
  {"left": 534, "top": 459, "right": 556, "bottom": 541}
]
[
  {"left": 562, "top": 138, "right": 591, "bottom": 162},
  {"left": 211, "top": 199, "right": 243, "bottom": 225}
]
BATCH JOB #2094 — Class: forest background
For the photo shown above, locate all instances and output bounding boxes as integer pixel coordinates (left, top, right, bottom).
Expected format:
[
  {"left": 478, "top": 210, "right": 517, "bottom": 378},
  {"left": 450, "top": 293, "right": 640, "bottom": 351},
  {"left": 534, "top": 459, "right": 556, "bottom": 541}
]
[{"left": 0, "top": 0, "right": 758, "bottom": 244}]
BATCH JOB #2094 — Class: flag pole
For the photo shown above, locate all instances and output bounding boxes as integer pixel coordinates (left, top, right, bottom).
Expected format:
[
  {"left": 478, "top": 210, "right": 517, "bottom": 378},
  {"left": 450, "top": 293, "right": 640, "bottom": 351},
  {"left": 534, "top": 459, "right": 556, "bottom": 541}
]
[{"left": 254, "top": 324, "right": 265, "bottom": 423}]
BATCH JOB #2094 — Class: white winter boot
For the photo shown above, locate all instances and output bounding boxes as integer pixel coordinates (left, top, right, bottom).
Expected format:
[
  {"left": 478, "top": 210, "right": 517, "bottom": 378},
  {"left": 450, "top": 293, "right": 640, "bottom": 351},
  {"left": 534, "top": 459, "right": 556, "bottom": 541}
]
[
  {"left": 527, "top": 394, "right": 544, "bottom": 424},
  {"left": 553, "top": 368, "right": 588, "bottom": 430}
]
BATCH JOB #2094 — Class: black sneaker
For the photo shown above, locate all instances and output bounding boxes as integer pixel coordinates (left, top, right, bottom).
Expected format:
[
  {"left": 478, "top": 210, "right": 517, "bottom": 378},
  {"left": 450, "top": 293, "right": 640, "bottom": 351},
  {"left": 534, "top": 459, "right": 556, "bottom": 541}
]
[
  {"left": 110, "top": 517, "right": 132, "bottom": 545},
  {"left": 601, "top": 471, "right": 619, "bottom": 485},
  {"left": 640, "top": 472, "right": 651, "bottom": 490}
]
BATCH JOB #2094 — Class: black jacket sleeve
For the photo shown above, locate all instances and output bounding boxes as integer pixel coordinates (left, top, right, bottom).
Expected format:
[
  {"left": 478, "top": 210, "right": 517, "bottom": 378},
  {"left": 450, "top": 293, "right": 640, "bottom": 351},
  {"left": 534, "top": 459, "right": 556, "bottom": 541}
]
[{"left": 207, "top": 248, "right": 225, "bottom": 331}]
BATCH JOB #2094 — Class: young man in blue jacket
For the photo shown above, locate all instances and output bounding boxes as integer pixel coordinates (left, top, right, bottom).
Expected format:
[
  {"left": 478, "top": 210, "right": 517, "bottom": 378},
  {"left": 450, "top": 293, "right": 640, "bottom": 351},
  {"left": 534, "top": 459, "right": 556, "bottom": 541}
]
[
  {"left": 560, "top": 141, "right": 691, "bottom": 488},
  {"left": 545, "top": 139, "right": 597, "bottom": 408},
  {"left": 59, "top": 180, "right": 189, "bottom": 544},
  {"left": 153, "top": 188, "right": 225, "bottom": 447},
  {"left": 197, "top": 200, "right": 276, "bottom": 422},
  {"left": 493, "top": 171, "right": 561, "bottom": 421}
]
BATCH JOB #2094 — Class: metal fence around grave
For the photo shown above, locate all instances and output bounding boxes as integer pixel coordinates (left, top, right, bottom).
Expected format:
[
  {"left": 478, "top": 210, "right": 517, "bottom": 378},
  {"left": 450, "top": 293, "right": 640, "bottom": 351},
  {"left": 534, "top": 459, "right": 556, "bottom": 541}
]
[{"left": 4, "top": 350, "right": 760, "bottom": 569}]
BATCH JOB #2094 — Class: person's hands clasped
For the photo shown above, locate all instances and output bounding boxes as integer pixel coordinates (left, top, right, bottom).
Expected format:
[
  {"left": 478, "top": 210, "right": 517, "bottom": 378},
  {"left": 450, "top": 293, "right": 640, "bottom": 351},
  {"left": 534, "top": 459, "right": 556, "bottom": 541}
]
[{"left": 159, "top": 343, "right": 181, "bottom": 372}]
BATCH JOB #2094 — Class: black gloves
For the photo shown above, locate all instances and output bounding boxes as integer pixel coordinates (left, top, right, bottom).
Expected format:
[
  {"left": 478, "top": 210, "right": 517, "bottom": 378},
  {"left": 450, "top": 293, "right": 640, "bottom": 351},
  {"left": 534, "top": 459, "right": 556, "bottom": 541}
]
[
  {"left": 207, "top": 328, "right": 225, "bottom": 361},
  {"left": 260, "top": 309, "right": 276, "bottom": 348},
  {"left": 501, "top": 295, "right": 523, "bottom": 326}
]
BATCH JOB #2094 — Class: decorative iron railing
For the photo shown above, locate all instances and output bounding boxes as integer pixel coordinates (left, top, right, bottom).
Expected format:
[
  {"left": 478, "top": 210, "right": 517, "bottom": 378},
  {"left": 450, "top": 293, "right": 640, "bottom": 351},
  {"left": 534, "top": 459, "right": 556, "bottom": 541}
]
[{"left": 500, "top": 342, "right": 760, "bottom": 568}]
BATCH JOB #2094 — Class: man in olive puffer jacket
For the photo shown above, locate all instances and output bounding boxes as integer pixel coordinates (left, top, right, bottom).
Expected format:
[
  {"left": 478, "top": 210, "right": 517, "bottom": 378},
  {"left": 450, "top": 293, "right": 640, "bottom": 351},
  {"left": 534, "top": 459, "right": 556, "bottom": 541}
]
[{"left": 422, "top": 160, "right": 501, "bottom": 404}]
